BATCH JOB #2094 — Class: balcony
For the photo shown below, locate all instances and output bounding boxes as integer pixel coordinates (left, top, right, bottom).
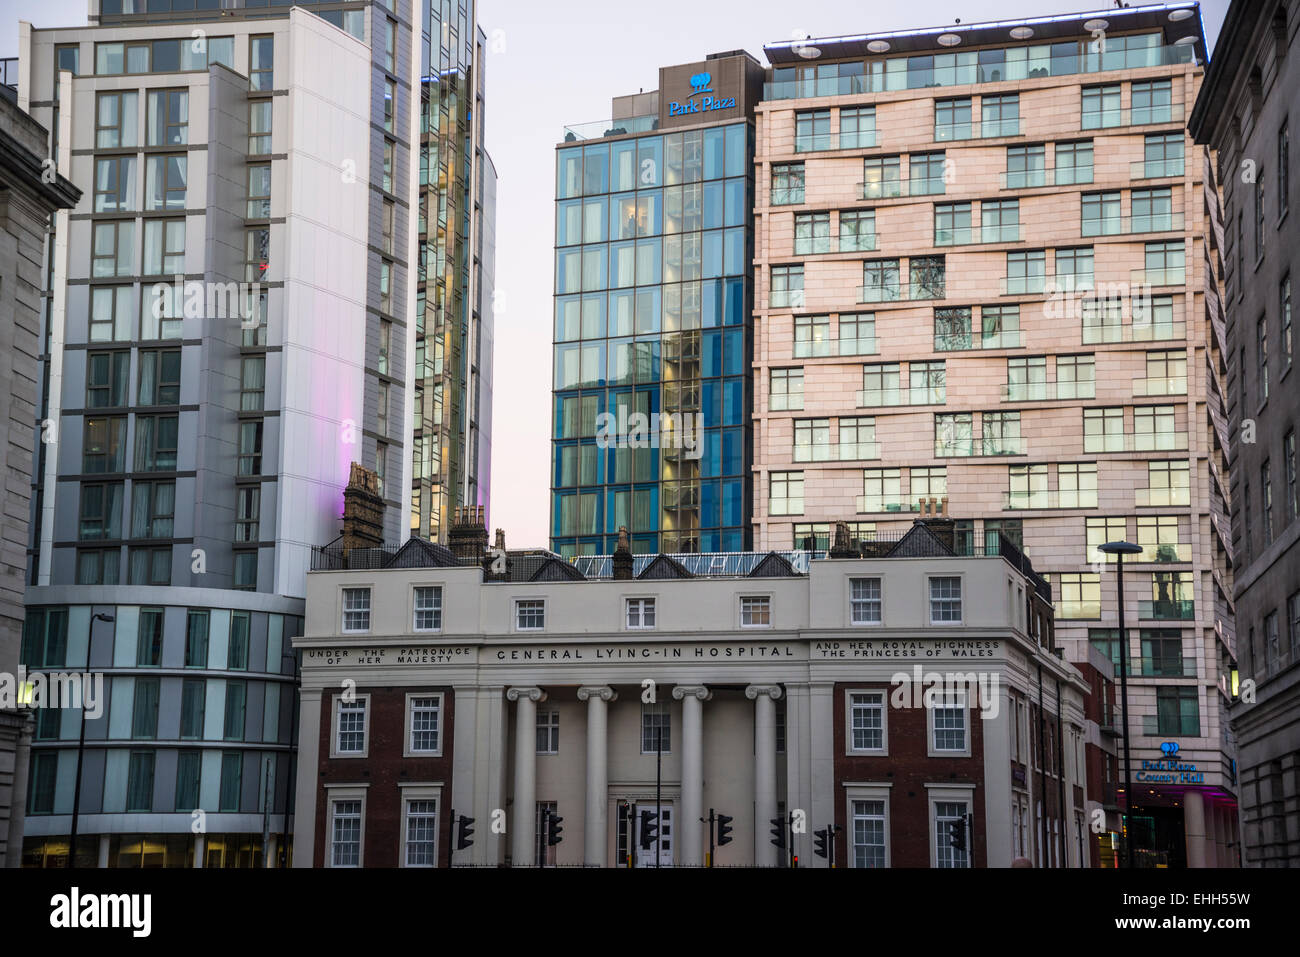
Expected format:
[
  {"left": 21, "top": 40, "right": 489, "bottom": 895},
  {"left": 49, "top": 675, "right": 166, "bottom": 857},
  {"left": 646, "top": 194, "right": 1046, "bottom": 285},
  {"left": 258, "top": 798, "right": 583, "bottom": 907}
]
[
  {"left": 1000, "top": 380, "right": 1096, "bottom": 402},
  {"left": 1136, "top": 541, "right": 1189, "bottom": 563},
  {"left": 999, "top": 166, "right": 1095, "bottom": 189},
  {"left": 857, "top": 177, "right": 945, "bottom": 200},
  {"left": 935, "top": 330, "right": 1023, "bottom": 351},
  {"left": 796, "top": 130, "right": 878, "bottom": 153},
  {"left": 999, "top": 275, "right": 1049, "bottom": 295},
  {"left": 1081, "top": 211, "right": 1185, "bottom": 237},
  {"left": 793, "top": 443, "right": 833, "bottom": 463},
  {"left": 1081, "top": 102, "right": 1186, "bottom": 130},
  {"left": 1137, "top": 657, "right": 1197, "bottom": 678},
  {"left": 762, "top": 46, "right": 1197, "bottom": 103},
  {"left": 1081, "top": 320, "right": 1186, "bottom": 344},
  {"left": 1133, "top": 375, "right": 1188, "bottom": 397},
  {"left": 1144, "top": 712, "right": 1201, "bottom": 738},
  {"left": 1138, "top": 659, "right": 1198, "bottom": 678},
  {"left": 798, "top": 233, "right": 879, "bottom": 256},
  {"left": 793, "top": 337, "right": 833, "bottom": 359},
  {"left": 858, "top": 279, "right": 946, "bottom": 303},
  {"left": 1137, "top": 599, "right": 1195, "bottom": 621},
  {"left": 1003, "top": 489, "right": 1098, "bottom": 510},
  {"left": 562, "top": 114, "right": 659, "bottom": 141},
  {"left": 1131, "top": 157, "right": 1186, "bottom": 180},
  {"left": 1056, "top": 598, "right": 1102, "bottom": 619},
  {"left": 936, "top": 436, "right": 1027, "bottom": 457},
  {"left": 1135, "top": 486, "right": 1190, "bottom": 507},
  {"left": 770, "top": 289, "right": 805, "bottom": 309},
  {"left": 856, "top": 387, "right": 944, "bottom": 407},
  {"left": 936, "top": 224, "right": 1022, "bottom": 246},
  {"left": 1130, "top": 266, "right": 1186, "bottom": 287},
  {"left": 837, "top": 441, "right": 882, "bottom": 461},
  {"left": 1084, "top": 432, "right": 1190, "bottom": 454},
  {"left": 935, "top": 117, "right": 1024, "bottom": 142},
  {"left": 837, "top": 335, "right": 878, "bottom": 357},
  {"left": 856, "top": 496, "right": 922, "bottom": 515}
]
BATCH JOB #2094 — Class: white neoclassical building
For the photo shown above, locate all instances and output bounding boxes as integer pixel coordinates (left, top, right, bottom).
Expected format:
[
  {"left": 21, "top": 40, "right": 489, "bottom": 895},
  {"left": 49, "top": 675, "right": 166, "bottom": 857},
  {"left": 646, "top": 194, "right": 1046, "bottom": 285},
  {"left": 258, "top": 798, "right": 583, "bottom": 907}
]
[{"left": 292, "top": 514, "right": 1096, "bottom": 868}]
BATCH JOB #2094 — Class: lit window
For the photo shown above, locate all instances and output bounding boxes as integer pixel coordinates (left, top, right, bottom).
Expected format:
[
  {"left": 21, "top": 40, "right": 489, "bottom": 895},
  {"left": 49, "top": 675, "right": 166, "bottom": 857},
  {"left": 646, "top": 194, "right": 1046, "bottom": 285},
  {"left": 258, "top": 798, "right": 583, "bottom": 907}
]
[{"left": 740, "top": 596, "right": 772, "bottom": 628}]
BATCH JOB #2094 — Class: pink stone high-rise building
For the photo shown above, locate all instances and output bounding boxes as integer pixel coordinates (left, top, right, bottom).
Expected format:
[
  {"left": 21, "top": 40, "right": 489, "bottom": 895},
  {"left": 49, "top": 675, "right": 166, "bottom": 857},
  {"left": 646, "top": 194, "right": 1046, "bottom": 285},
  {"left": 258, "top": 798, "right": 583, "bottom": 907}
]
[{"left": 750, "top": 4, "right": 1240, "bottom": 866}]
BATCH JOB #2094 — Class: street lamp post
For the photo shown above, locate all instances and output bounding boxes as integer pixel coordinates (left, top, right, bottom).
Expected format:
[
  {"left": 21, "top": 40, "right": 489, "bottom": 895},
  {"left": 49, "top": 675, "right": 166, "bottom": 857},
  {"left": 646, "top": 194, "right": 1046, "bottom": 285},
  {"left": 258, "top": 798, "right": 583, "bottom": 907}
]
[
  {"left": 68, "top": 612, "right": 113, "bottom": 868},
  {"left": 1099, "top": 541, "right": 1141, "bottom": 870}
]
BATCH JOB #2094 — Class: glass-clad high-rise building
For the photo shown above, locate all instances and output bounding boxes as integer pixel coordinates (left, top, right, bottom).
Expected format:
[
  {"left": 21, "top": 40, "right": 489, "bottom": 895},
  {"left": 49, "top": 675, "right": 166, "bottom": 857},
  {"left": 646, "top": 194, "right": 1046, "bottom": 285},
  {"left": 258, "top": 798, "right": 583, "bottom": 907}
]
[
  {"left": 412, "top": 1, "right": 495, "bottom": 543},
  {"left": 551, "top": 52, "right": 764, "bottom": 556},
  {"left": 13, "top": 0, "right": 492, "bottom": 867}
]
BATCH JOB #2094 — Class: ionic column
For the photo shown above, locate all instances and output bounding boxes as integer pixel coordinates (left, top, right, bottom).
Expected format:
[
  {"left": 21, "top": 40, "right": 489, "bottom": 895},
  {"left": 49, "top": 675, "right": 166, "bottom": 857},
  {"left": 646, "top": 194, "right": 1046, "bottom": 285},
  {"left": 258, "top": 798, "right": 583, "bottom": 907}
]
[
  {"left": 673, "top": 685, "right": 711, "bottom": 867},
  {"left": 507, "top": 687, "right": 546, "bottom": 867},
  {"left": 577, "top": 686, "right": 617, "bottom": 867},
  {"left": 747, "top": 684, "right": 783, "bottom": 867}
]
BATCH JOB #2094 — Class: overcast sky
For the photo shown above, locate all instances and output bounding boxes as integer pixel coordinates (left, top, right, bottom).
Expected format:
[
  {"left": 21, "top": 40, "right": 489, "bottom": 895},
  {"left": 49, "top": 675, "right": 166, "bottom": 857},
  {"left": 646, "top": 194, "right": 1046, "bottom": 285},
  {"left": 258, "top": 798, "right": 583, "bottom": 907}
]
[{"left": 1, "top": 0, "right": 1230, "bottom": 548}]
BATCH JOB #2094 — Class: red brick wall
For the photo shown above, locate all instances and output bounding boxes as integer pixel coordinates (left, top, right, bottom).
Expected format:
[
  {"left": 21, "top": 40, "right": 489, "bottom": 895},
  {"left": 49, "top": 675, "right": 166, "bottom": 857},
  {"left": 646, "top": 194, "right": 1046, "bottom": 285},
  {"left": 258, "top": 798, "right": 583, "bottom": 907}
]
[
  {"left": 832, "top": 681, "right": 986, "bottom": 867},
  {"left": 314, "top": 686, "right": 456, "bottom": 867}
]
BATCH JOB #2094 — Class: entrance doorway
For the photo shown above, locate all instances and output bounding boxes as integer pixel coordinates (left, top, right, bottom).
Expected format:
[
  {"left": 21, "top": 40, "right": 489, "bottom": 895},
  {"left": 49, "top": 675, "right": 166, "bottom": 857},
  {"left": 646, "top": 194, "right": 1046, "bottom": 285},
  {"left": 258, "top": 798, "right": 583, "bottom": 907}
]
[{"left": 633, "top": 803, "right": 673, "bottom": 868}]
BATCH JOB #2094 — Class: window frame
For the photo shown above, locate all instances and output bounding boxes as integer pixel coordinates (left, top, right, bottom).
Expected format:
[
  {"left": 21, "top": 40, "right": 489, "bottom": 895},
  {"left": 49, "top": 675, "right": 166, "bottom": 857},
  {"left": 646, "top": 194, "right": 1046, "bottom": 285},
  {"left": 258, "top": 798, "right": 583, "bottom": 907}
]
[
  {"left": 341, "top": 586, "right": 372, "bottom": 634},
  {"left": 514, "top": 597, "right": 547, "bottom": 633},
  {"left": 625, "top": 596, "right": 657, "bottom": 631},
  {"left": 739, "top": 594, "right": 773, "bottom": 629},
  {"left": 326, "top": 787, "right": 367, "bottom": 868},
  {"left": 846, "top": 689, "right": 887, "bottom": 754},
  {"left": 404, "top": 692, "right": 444, "bottom": 758},
  {"left": 927, "top": 689, "right": 971, "bottom": 756},
  {"left": 846, "top": 787, "right": 891, "bottom": 868},
  {"left": 849, "top": 576, "right": 883, "bottom": 626},
  {"left": 332, "top": 693, "right": 371, "bottom": 759}
]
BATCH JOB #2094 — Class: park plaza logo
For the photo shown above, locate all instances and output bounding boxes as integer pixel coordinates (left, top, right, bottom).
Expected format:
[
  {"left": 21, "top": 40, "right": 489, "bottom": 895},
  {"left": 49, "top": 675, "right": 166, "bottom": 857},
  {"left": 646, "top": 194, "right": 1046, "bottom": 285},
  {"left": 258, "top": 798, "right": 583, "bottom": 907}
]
[{"left": 668, "top": 71, "right": 737, "bottom": 117}]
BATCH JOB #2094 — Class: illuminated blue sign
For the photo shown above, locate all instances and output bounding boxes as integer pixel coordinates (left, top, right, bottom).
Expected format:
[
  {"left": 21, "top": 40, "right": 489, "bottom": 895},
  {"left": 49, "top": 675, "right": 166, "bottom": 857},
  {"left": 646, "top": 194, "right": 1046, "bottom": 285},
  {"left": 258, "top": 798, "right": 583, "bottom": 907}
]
[{"left": 1137, "top": 742, "right": 1204, "bottom": 784}]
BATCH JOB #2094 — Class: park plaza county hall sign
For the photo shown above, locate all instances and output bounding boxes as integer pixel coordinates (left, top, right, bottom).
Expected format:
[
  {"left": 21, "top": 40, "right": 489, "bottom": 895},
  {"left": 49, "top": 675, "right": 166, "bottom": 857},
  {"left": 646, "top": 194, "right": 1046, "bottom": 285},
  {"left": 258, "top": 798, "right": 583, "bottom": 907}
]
[
  {"left": 1136, "top": 741, "right": 1205, "bottom": 785},
  {"left": 667, "top": 72, "right": 738, "bottom": 117},
  {"left": 302, "top": 639, "right": 1003, "bottom": 667}
]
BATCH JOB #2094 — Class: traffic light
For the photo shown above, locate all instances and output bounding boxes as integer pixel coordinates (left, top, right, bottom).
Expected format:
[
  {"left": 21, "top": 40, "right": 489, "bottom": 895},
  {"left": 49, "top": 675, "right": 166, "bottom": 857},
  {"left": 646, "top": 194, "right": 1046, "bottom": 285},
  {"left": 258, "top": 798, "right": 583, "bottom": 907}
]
[
  {"left": 769, "top": 817, "right": 786, "bottom": 849},
  {"left": 948, "top": 818, "right": 967, "bottom": 853},
  {"left": 456, "top": 815, "right": 475, "bottom": 850},
  {"left": 547, "top": 812, "right": 564, "bottom": 846},
  {"left": 639, "top": 809, "right": 658, "bottom": 849},
  {"left": 813, "top": 827, "right": 829, "bottom": 859},
  {"left": 716, "top": 813, "right": 734, "bottom": 847}
]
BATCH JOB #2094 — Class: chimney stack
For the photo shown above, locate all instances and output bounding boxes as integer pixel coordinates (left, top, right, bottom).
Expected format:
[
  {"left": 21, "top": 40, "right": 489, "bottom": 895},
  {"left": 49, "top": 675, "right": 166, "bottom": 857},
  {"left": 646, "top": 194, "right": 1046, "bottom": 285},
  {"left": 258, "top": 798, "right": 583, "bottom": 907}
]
[
  {"left": 341, "top": 462, "right": 384, "bottom": 557},
  {"left": 448, "top": 505, "right": 489, "bottom": 563},
  {"left": 612, "top": 526, "right": 634, "bottom": 580}
]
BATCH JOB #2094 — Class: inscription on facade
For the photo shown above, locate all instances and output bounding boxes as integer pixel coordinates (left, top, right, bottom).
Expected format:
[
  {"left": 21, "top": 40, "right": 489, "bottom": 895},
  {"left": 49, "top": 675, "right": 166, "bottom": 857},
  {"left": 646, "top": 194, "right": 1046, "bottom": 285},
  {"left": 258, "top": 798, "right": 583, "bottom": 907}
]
[{"left": 812, "top": 639, "right": 1001, "bottom": 659}]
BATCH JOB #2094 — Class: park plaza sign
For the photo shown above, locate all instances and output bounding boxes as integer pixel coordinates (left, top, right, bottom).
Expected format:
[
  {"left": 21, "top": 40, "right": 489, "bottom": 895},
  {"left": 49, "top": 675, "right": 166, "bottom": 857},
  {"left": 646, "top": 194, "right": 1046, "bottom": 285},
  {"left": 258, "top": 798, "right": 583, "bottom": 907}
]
[
  {"left": 1137, "top": 741, "right": 1205, "bottom": 785},
  {"left": 667, "top": 71, "right": 738, "bottom": 117}
]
